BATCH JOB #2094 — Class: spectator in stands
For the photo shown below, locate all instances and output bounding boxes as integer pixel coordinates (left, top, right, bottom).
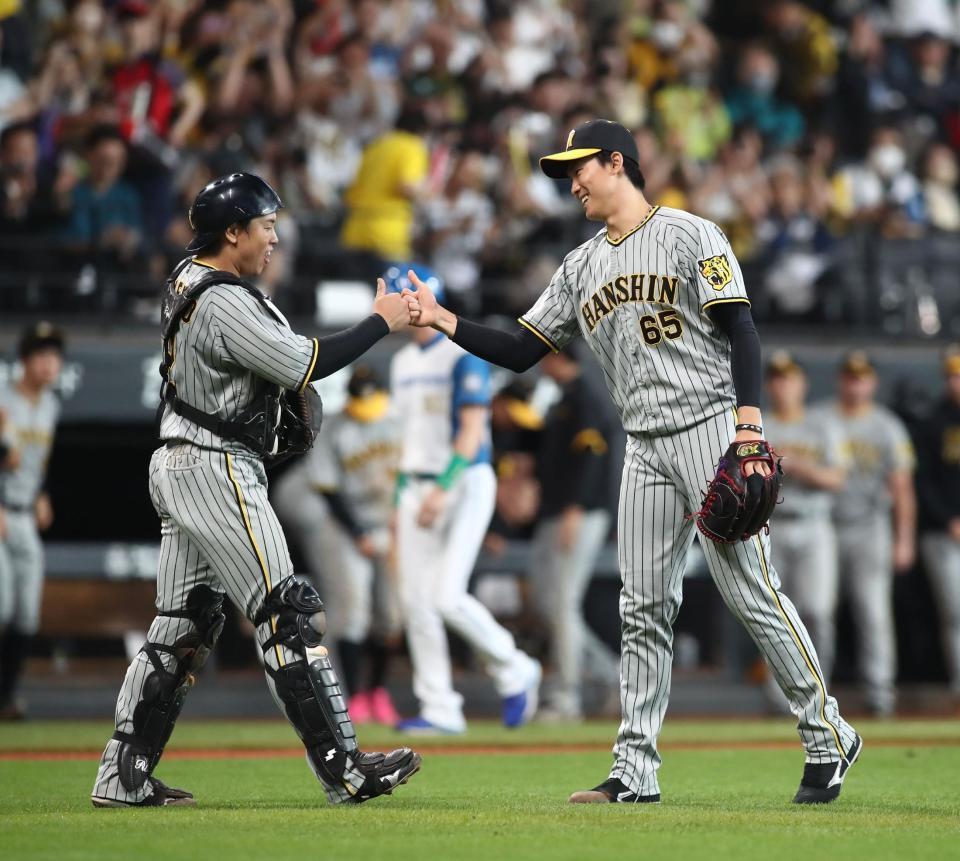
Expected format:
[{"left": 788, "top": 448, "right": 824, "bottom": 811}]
[
  {"left": 0, "top": 121, "right": 73, "bottom": 253},
  {"left": 834, "top": 125, "right": 926, "bottom": 238},
  {"left": 888, "top": 31, "right": 960, "bottom": 143},
  {"left": 423, "top": 147, "right": 494, "bottom": 314},
  {"left": 0, "top": 27, "right": 32, "bottom": 134},
  {"left": 754, "top": 156, "right": 835, "bottom": 318},
  {"left": 921, "top": 142, "right": 960, "bottom": 232},
  {"left": 761, "top": 0, "right": 838, "bottom": 107},
  {"left": 339, "top": 104, "right": 430, "bottom": 283},
  {"left": 62, "top": 124, "right": 142, "bottom": 265},
  {"left": 725, "top": 43, "right": 805, "bottom": 151},
  {"left": 831, "top": 12, "right": 903, "bottom": 160},
  {"left": 915, "top": 350, "right": 960, "bottom": 714}
]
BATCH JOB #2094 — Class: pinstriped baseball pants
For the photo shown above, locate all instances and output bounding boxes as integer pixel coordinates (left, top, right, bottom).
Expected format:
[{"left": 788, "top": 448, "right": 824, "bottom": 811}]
[
  {"left": 92, "top": 444, "right": 301, "bottom": 804},
  {"left": 611, "top": 411, "right": 857, "bottom": 797}
]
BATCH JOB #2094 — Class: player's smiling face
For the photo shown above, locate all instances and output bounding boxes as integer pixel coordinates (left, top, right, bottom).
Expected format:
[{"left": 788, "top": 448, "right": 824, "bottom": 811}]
[
  {"left": 567, "top": 155, "right": 618, "bottom": 221},
  {"left": 235, "top": 213, "right": 279, "bottom": 276}
]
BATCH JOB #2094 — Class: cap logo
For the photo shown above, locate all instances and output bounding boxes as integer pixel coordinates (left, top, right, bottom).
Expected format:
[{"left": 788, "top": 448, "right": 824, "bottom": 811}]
[{"left": 566, "top": 128, "right": 576, "bottom": 149}]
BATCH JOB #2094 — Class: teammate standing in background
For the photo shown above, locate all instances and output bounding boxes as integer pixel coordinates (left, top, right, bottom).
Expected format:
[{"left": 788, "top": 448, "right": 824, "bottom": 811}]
[
  {"left": 822, "top": 351, "right": 916, "bottom": 717},
  {"left": 763, "top": 351, "right": 847, "bottom": 688},
  {"left": 403, "top": 119, "right": 860, "bottom": 804},
  {"left": 91, "top": 172, "right": 422, "bottom": 807},
  {"left": 387, "top": 265, "right": 541, "bottom": 735},
  {"left": 0, "top": 322, "right": 63, "bottom": 720},
  {"left": 914, "top": 351, "right": 960, "bottom": 714},
  {"left": 286, "top": 365, "right": 403, "bottom": 726},
  {"left": 530, "top": 344, "right": 619, "bottom": 722}
]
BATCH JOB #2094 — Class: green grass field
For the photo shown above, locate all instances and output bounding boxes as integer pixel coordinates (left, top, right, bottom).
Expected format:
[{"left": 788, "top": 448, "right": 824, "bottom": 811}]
[{"left": 1, "top": 718, "right": 958, "bottom": 861}]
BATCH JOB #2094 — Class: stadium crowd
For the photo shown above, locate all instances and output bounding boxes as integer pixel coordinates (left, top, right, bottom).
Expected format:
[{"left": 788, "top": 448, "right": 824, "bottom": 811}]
[{"left": 3, "top": 0, "right": 960, "bottom": 323}]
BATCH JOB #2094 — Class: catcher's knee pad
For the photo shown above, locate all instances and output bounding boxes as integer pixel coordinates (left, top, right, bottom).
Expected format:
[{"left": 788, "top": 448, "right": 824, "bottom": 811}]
[
  {"left": 255, "top": 576, "right": 357, "bottom": 754},
  {"left": 114, "top": 585, "right": 225, "bottom": 791}
]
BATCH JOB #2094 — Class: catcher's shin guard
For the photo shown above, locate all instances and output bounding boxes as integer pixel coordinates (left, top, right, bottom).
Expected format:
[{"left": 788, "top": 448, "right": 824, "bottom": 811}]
[
  {"left": 113, "top": 585, "right": 225, "bottom": 791},
  {"left": 255, "top": 577, "right": 357, "bottom": 753}
]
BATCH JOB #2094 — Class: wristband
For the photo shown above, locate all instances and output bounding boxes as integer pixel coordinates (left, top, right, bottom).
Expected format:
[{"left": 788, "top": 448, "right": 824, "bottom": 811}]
[
  {"left": 436, "top": 453, "right": 470, "bottom": 490},
  {"left": 393, "top": 472, "right": 408, "bottom": 507},
  {"left": 735, "top": 423, "right": 763, "bottom": 434}
]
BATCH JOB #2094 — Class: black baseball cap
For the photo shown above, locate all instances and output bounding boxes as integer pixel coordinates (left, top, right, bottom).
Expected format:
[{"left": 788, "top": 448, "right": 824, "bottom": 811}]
[
  {"left": 18, "top": 321, "right": 65, "bottom": 358},
  {"left": 765, "top": 350, "right": 804, "bottom": 378},
  {"left": 539, "top": 119, "right": 640, "bottom": 179},
  {"left": 839, "top": 350, "right": 876, "bottom": 378}
]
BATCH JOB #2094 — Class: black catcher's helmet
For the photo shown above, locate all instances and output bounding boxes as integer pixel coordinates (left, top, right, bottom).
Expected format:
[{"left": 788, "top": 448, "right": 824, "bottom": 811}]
[{"left": 186, "top": 172, "right": 283, "bottom": 252}]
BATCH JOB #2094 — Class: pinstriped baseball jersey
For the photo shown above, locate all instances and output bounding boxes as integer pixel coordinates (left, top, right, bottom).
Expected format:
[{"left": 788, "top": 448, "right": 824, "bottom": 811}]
[
  {"left": 307, "top": 410, "right": 401, "bottom": 531},
  {"left": 159, "top": 259, "right": 319, "bottom": 453},
  {"left": 519, "top": 206, "right": 748, "bottom": 435},
  {"left": 0, "top": 385, "right": 59, "bottom": 507}
]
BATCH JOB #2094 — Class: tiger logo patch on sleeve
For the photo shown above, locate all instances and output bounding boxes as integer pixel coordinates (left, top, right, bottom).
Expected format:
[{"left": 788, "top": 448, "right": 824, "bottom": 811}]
[{"left": 698, "top": 254, "right": 733, "bottom": 291}]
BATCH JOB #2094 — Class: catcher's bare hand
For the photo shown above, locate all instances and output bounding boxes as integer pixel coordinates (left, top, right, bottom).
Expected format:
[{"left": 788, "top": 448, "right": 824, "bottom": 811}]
[{"left": 373, "top": 277, "right": 413, "bottom": 331}]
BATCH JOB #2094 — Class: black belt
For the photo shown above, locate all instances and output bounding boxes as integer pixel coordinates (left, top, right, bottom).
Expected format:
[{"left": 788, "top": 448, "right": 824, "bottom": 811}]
[
  {"left": 1, "top": 503, "right": 31, "bottom": 513},
  {"left": 404, "top": 472, "right": 439, "bottom": 481}
]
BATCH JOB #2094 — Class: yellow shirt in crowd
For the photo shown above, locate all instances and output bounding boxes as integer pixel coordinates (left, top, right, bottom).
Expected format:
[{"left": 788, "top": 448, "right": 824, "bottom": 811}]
[{"left": 340, "top": 130, "right": 429, "bottom": 261}]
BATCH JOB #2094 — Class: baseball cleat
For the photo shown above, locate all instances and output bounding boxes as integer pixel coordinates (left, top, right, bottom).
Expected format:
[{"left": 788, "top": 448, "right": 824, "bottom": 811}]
[
  {"left": 793, "top": 733, "right": 863, "bottom": 804},
  {"left": 91, "top": 777, "right": 196, "bottom": 808},
  {"left": 395, "top": 716, "right": 465, "bottom": 735},
  {"left": 502, "top": 660, "right": 542, "bottom": 729},
  {"left": 569, "top": 777, "right": 661, "bottom": 804},
  {"left": 349, "top": 748, "right": 422, "bottom": 804}
]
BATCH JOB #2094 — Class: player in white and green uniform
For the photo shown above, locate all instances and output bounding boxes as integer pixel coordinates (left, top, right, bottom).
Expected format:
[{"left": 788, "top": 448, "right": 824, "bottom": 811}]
[{"left": 403, "top": 120, "right": 860, "bottom": 805}]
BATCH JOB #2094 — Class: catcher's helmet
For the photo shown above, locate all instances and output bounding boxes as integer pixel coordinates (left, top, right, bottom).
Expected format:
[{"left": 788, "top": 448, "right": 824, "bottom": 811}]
[
  {"left": 186, "top": 172, "right": 283, "bottom": 252},
  {"left": 382, "top": 263, "right": 445, "bottom": 303}
]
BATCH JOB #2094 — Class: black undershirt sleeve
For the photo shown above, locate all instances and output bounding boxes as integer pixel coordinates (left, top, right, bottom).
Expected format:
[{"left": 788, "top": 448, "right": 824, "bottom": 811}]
[
  {"left": 308, "top": 315, "right": 390, "bottom": 382},
  {"left": 321, "top": 490, "right": 363, "bottom": 537},
  {"left": 451, "top": 318, "right": 552, "bottom": 373},
  {"left": 708, "top": 302, "right": 762, "bottom": 408}
]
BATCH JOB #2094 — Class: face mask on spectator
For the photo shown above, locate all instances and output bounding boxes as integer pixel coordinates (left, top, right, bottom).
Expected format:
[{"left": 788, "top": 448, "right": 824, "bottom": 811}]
[
  {"left": 651, "top": 20, "right": 684, "bottom": 52},
  {"left": 870, "top": 144, "right": 906, "bottom": 178},
  {"left": 748, "top": 70, "right": 778, "bottom": 94}
]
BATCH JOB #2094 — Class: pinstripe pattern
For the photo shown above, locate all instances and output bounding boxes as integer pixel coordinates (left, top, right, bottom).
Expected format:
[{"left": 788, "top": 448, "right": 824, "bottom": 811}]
[
  {"left": 159, "top": 260, "right": 317, "bottom": 453},
  {"left": 515, "top": 207, "right": 856, "bottom": 797},
  {"left": 610, "top": 412, "right": 856, "bottom": 796},
  {"left": 92, "top": 444, "right": 300, "bottom": 803},
  {"left": 520, "top": 207, "right": 748, "bottom": 435}
]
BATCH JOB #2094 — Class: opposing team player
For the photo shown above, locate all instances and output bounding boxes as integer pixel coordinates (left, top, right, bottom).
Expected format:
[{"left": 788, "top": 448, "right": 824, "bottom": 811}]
[
  {"left": 91, "top": 173, "right": 422, "bottom": 807},
  {"left": 403, "top": 120, "right": 860, "bottom": 803},
  {"left": 273, "top": 365, "right": 403, "bottom": 725},
  {"left": 387, "top": 265, "right": 541, "bottom": 734},
  {"left": 0, "top": 323, "right": 64, "bottom": 720}
]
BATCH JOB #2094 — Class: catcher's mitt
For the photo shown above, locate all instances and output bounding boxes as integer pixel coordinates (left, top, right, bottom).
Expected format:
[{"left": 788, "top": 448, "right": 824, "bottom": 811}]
[{"left": 693, "top": 440, "right": 783, "bottom": 544}]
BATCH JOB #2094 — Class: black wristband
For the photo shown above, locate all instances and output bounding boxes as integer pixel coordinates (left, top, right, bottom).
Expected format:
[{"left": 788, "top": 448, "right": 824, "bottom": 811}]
[{"left": 735, "top": 423, "right": 763, "bottom": 434}]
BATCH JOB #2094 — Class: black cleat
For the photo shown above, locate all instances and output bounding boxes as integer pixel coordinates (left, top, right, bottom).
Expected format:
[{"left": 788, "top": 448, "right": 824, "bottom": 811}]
[
  {"left": 92, "top": 777, "right": 196, "bottom": 808},
  {"left": 569, "top": 777, "right": 661, "bottom": 804},
  {"left": 309, "top": 745, "right": 422, "bottom": 804},
  {"left": 793, "top": 734, "right": 863, "bottom": 805}
]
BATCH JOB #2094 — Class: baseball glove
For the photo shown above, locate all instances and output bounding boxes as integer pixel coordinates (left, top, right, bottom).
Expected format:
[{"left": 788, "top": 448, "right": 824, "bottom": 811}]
[{"left": 693, "top": 440, "right": 783, "bottom": 544}]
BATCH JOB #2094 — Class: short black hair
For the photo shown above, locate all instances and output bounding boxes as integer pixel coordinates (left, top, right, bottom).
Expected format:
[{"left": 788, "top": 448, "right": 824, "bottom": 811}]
[
  {"left": 0, "top": 119, "right": 38, "bottom": 151},
  {"left": 395, "top": 105, "right": 428, "bottom": 135},
  {"left": 85, "top": 123, "right": 126, "bottom": 151},
  {"left": 595, "top": 150, "right": 645, "bottom": 190}
]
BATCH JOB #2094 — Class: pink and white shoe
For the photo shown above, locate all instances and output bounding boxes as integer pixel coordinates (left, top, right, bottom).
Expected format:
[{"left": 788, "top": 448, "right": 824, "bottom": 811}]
[
  {"left": 370, "top": 687, "right": 400, "bottom": 726},
  {"left": 349, "top": 690, "right": 373, "bottom": 723}
]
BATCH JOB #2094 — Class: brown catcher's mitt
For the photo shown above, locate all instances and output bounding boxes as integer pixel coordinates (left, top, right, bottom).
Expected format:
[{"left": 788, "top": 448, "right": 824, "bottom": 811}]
[{"left": 693, "top": 440, "right": 783, "bottom": 544}]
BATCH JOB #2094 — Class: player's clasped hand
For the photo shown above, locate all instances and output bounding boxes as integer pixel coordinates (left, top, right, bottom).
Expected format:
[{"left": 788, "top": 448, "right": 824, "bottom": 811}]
[
  {"left": 373, "top": 277, "right": 417, "bottom": 331},
  {"left": 402, "top": 269, "right": 437, "bottom": 327}
]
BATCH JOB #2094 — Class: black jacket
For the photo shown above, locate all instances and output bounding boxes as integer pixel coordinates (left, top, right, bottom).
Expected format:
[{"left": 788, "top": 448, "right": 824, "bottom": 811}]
[{"left": 915, "top": 397, "right": 960, "bottom": 530}]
